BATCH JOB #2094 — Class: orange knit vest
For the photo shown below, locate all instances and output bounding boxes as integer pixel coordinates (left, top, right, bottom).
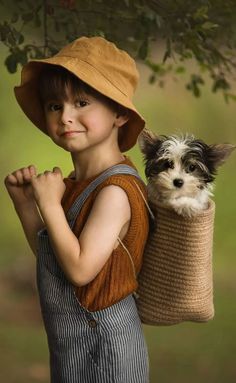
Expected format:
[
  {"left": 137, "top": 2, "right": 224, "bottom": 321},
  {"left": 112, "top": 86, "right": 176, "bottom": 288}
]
[{"left": 62, "top": 155, "right": 149, "bottom": 311}]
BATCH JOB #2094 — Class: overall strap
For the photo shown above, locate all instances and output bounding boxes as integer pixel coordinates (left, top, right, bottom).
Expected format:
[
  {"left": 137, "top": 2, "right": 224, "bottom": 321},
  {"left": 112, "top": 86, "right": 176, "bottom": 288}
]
[{"left": 66, "top": 164, "right": 144, "bottom": 229}]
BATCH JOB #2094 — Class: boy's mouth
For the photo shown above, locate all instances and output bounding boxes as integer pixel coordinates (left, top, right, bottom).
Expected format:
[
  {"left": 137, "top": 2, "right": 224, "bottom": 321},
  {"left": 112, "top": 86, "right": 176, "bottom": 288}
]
[{"left": 61, "top": 131, "right": 85, "bottom": 137}]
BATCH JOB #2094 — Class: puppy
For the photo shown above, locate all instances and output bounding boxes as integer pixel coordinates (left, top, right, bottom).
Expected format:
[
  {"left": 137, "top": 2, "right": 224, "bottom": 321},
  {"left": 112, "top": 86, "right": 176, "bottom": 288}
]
[{"left": 138, "top": 129, "right": 235, "bottom": 218}]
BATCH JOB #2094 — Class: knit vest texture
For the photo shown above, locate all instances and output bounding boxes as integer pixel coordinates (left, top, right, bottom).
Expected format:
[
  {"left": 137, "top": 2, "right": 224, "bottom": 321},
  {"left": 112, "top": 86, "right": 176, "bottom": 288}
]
[{"left": 62, "top": 155, "right": 149, "bottom": 311}]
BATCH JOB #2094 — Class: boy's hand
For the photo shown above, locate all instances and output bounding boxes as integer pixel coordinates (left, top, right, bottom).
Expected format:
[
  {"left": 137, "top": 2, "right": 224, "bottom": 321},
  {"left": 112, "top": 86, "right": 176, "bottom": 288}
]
[
  {"left": 4, "top": 165, "right": 37, "bottom": 208},
  {"left": 31, "top": 167, "right": 66, "bottom": 209}
]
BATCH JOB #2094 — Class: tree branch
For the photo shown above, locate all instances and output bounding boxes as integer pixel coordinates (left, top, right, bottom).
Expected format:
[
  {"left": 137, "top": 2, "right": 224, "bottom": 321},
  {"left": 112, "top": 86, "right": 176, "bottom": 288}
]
[{"left": 43, "top": 0, "right": 49, "bottom": 57}]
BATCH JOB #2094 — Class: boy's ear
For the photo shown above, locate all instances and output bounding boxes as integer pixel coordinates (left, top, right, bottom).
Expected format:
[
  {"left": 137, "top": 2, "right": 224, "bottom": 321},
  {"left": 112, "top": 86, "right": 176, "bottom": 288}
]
[{"left": 115, "top": 110, "right": 130, "bottom": 128}]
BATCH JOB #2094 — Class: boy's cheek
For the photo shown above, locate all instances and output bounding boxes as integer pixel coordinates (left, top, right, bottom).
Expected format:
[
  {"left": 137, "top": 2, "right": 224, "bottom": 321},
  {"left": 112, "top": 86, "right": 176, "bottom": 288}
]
[{"left": 45, "top": 121, "right": 57, "bottom": 137}]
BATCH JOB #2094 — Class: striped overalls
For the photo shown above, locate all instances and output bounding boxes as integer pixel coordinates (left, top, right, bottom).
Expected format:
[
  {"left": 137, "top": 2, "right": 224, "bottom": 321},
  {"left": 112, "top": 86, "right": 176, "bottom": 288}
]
[{"left": 36, "top": 164, "right": 150, "bottom": 382}]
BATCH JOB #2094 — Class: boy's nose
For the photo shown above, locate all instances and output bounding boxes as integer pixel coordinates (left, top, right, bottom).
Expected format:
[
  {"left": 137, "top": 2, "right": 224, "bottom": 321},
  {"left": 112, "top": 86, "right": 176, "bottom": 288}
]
[{"left": 60, "top": 104, "right": 75, "bottom": 124}]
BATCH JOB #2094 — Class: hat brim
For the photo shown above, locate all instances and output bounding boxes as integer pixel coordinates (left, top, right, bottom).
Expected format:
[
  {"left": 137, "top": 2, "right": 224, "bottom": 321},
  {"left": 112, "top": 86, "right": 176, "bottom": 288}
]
[{"left": 14, "top": 58, "right": 145, "bottom": 152}]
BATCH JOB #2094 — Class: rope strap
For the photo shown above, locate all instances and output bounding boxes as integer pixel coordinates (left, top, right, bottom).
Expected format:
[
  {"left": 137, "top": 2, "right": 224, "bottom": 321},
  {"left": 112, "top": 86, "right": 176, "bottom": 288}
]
[
  {"left": 117, "top": 236, "right": 137, "bottom": 279},
  {"left": 116, "top": 180, "right": 155, "bottom": 282},
  {"left": 132, "top": 180, "right": 155, "bottom": 221}
]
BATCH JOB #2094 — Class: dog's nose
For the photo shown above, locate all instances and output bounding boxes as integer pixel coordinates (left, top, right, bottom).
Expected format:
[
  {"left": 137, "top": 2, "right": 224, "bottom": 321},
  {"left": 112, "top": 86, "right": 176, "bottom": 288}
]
[{"left": 173, "top": 178, "right": 184, "bottom": 188}]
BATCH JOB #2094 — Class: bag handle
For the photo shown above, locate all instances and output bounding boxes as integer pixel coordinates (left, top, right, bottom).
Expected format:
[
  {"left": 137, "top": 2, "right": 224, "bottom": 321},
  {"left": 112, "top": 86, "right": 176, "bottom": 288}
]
[
  {"left": 132, "top": 179, "right": 155, "bottom": 221},
  {"left": 117, "top": 236, "right": 137, "bottom": 278}
]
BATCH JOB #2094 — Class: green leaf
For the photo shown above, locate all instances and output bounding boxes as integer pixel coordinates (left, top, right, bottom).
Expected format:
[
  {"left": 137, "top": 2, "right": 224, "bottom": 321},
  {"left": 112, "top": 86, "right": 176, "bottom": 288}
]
[
  {"left": 145, "top": 60, "right": 167, "bottom": 76},
  {"left": 193, "top": 6, "right": 209, "bottom": 20},
  {"left": 138, "top": 40, "right": 148, "bottom": 60},
  {"left": 192, "top": 74, "right": 205, "bottom": 85},
  {"left": 175, "top": 66, "right": 185, "bottom": 74},
  {"left": 48, "top": 46, "right": 59, "bottom": 56},
  {"left": 7, "top": 32, "right": 16, "bottom": 46},
  {"left": 224, "top": 93, "right": 236, "bottom": 103},
  {"left": 182, "top": 50, "right": 193, "bottom": 59},
  {"left": 18, "top": 33, "right": 24, "bottom": 44},
  {"left": 5, "top": 54, "right": 17, "bottom": 73},
  {"left": 186, "top": 74, "right": 205, "bottom": 97},
  {"left": 186, "top": 82, "right": 201, "bottom": 97},
  {"left": 16, "top": 49, "right": 28, "bottom": 65},
  {"left": 193, "top": 84, "right": 201, "bottom": 97},
  {"left": 212, "top": 77, "right": 230, "bottom": 93},
  {"left": 27, "top": 45, "right": 44, "bottom": 59},
  {"left": 201, "top": 21, "right": 219, "bottom": 30},
  {"left": 149, "top": 74, "right": 156, "bottom": 84},
  {"left": 0, "top": 22, "right": 11, "bottom": 42}
]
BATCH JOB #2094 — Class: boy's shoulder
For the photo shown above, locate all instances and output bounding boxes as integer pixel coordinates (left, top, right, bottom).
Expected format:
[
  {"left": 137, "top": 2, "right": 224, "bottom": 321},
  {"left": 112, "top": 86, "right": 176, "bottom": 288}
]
[
  {"left": 94, "top": 172, "right": 148, "bottom": 210},
  {"left": 93, "top": 155, "right": 147, "bottom": 202}
]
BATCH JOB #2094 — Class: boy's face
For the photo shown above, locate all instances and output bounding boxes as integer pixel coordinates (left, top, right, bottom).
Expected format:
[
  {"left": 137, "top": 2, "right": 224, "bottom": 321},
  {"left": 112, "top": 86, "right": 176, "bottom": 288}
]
[{"left": 43, "top": 86, "right": 128, "bottom": 153}]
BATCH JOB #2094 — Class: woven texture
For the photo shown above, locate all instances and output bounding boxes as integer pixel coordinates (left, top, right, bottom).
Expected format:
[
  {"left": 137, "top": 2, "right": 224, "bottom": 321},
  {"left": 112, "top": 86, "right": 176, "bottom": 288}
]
[{"left": 136, "top": 199, "right": 215, "bottom": 325}]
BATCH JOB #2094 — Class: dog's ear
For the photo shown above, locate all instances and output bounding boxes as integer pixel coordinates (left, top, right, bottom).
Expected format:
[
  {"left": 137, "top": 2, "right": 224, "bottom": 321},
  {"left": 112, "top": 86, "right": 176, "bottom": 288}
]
[
  {"left": 208, "top": 143, "right": 236, "bottom": 169},
  {"left": 138, "top": 128, "right": 163, "bottom": 159}
]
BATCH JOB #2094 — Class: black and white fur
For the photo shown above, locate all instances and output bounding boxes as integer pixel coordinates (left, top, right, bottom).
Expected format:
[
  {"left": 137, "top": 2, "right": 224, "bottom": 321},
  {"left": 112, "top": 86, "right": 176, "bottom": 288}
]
[{"left": 138, "top": 129, "right": 235, "bottom": 217}]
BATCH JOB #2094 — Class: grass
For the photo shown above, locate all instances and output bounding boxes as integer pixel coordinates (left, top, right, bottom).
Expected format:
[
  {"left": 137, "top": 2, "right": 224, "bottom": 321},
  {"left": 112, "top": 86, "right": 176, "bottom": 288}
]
[{"left": 0, "top": 52, "right": 236, "bottom": 382}]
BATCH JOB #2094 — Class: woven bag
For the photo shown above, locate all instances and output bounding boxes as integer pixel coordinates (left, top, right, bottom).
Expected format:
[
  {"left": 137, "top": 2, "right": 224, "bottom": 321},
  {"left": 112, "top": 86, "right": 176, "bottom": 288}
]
[{"left": 131, "top": 182, "right": 215, "bottom": 326}]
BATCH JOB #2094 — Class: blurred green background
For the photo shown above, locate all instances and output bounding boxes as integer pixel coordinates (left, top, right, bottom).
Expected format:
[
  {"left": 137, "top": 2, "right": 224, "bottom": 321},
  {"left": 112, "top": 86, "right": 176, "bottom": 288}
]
[{"left": 0, "top": 43, "right": 236, "bottom": 383}]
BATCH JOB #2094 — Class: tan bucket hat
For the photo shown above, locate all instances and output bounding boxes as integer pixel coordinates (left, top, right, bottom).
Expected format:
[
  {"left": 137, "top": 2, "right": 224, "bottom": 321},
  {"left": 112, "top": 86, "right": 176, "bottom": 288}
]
[{"left": 14, "top": 36, "right": 145, "bottom": 152}]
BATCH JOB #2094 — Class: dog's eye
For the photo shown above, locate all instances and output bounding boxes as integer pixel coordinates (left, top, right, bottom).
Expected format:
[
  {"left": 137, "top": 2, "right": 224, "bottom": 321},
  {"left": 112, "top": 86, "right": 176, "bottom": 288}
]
[
  {"left": 163, "top": 160, "right": 174, "bottom": 169},
  {"left": 188, "top": 164, "right": 196, "bottom": 172}
]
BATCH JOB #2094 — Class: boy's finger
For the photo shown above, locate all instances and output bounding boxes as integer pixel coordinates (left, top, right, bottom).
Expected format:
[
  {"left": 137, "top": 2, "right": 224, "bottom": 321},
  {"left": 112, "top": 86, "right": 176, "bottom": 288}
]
[
  {"left": 13, "top": 169, "right": 24, "bottom": 185},
  {"left": 30, "top": 174, "right": 37, "bottom": 185},
  {"left": 5, "top": 174, "right": 18, "bottom": 186},
  {"left": 53, "top": 167, "right": 62, "bottom": 175},
  {"left": 29, "top": 165, "right": 37, "bottom": 176},
  {"left": 22, "top": 167, "right": 33, "bottom": 182}
]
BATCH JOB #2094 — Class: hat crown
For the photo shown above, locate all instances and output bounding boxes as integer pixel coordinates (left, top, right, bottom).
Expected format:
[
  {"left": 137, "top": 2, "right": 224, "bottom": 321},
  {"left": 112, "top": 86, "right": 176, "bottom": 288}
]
[{"left": 55, "top": 36, "right": 139, "bottom": 99}]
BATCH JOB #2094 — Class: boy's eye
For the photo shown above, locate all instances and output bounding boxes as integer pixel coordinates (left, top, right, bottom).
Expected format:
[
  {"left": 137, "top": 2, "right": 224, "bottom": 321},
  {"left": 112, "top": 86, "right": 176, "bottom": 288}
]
[
  {"left": 75, "top": 100, "right": 89, "bottom": 107},
  {"left": 48, "top": 103, "right": 62, "bottom": 112}
]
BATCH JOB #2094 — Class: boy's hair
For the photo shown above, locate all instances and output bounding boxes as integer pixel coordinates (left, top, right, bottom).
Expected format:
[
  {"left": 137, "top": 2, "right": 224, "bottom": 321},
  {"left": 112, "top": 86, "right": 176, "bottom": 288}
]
[{"left": 38, "top": 65, "right": 128, "bottom": 118}]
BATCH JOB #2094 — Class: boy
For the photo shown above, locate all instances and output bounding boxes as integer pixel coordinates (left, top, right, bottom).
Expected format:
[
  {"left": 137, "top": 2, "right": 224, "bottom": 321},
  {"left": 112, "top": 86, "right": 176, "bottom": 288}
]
[{"left": 5, "top": 36, "right": 150, "bottom": 382}]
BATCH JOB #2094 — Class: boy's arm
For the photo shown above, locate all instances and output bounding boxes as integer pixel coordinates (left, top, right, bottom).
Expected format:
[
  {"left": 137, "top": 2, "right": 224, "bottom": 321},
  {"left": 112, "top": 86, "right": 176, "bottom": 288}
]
[
  {"left": 32, "top": 168, "right": 131, "bottom": 286},
  {"left": 4, "top": 166, "right": 44, "bottom": 256},
  {"left": 14, "top": 202, "right": 45, "bottom": 256}
]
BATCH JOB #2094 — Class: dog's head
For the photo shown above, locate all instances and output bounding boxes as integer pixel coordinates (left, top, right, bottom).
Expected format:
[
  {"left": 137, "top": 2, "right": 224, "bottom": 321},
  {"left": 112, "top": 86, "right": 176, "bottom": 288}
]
[{"left": 138, "top": 129, "right": 235, "bottom": 201}]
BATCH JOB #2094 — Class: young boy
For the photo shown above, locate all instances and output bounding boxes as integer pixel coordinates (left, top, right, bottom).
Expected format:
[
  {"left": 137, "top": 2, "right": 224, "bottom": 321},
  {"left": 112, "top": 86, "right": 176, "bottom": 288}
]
[{"left": 5, "top": 36, "right": 150, "bottom": 382}]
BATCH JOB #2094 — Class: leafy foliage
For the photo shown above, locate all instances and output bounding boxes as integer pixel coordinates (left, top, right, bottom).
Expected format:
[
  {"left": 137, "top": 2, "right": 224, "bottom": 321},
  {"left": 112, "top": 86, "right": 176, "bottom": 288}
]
[{"left": 0, "top": 0, "right": 236, "bottom": 99}]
